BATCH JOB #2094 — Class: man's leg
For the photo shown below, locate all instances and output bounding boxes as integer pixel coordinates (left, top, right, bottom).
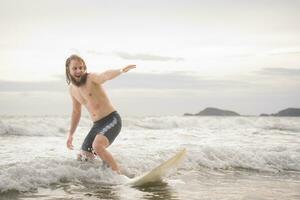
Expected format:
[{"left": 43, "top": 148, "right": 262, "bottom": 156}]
[{"left": 92, "top": 134, "right": 121, "bottom": 173}]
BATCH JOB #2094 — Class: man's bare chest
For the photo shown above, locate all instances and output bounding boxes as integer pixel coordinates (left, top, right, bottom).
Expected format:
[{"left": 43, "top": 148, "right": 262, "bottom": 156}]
[
  {"left": 71, "top": 85, "right": 93, "bottom": 104},
  {"left": 71, "top": 83, "right": 105, "bottom": 105}
]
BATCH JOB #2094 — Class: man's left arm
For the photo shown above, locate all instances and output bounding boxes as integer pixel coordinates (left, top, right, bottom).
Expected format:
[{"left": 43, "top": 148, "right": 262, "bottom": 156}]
[{"left": 91, "top": 64, "right": 136, "bottom": 84}]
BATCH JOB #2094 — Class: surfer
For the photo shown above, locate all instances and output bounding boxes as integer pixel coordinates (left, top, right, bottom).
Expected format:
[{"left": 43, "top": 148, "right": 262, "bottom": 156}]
[{"left": 65, "top": 54, "right": 136, "bottom": 174}]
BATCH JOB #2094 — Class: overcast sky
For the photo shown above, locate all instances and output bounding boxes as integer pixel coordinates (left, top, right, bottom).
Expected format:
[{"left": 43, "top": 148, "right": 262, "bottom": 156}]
[{"left": 0, "top": 0, "right": 300, "bottom": 116}]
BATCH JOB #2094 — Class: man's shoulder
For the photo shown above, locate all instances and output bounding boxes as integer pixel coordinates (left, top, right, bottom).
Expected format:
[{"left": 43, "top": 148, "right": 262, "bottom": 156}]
[
  {"left": 68, "top": 84, "right": 76, "bottom": 94},
  {"left": 68, "top": 84, "right": 73, "bottom": 90},
  {"left": 87, "top": 72, "right": 95, "bottom": 80},
  {"left": 87, "top": 72, "right": 103, "bottom": 84},
  {"left": 88, "top": 72, "right": 98, "bottom": 79}
]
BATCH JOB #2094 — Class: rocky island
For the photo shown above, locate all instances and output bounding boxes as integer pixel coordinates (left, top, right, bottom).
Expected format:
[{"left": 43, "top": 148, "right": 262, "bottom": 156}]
[
  {"left": 184, "top": 107, "right": 240, "bottom": 116},
  {"left": 260, "top": 108, "right": 300, "bottom": 117}
]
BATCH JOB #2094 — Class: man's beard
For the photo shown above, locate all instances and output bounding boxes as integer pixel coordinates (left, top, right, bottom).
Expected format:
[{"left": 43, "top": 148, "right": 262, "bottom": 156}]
[{"left": 70, "top": 73, "right": 88, "bottom": 87}]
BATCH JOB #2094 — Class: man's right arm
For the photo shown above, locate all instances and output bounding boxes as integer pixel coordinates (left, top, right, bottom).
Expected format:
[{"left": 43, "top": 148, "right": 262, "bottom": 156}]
[
  {"left": 67, "top": 90, "right": 82, "bottom": 149},
  {"left": 69, "top": 95, "right": 81, "bottom": 135}
]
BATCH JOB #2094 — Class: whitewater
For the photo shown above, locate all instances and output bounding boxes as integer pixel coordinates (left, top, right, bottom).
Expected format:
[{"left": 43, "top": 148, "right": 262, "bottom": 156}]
[{"left": 0, "top": 115, "right": 300, "bottom": 200}]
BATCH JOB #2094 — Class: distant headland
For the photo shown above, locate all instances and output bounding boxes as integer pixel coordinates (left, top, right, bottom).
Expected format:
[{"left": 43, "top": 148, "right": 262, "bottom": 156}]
[
  {"left": 184, "top": 107, "right": 300, "bottom": 117},
  {"left": 259, "top": 108, "right": 300, "bottom": 117},
  {"left": 184, "top": 107, "right": 240, "bottom": 116}
]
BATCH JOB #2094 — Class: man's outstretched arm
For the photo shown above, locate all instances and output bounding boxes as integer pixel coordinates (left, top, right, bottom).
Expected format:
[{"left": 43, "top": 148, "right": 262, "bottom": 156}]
[{"left": 90, "top": 64, "right": 136, "bottom": 84}]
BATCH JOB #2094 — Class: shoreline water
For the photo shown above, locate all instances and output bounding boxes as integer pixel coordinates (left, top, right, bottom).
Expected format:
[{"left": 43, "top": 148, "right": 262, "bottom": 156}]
[{"left": 0, "top": 115, "right": 299, "bottom": 199}]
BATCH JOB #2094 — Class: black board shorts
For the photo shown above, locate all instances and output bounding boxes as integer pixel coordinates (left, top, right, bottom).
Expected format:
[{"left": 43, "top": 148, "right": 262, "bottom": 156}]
[{"left": 81, "top": 111, "right": 122, "bottom": 153}]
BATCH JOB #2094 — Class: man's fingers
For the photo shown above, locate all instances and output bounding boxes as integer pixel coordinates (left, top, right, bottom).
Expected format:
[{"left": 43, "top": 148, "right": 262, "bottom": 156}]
[
  {"left": 127, "top": 65, "right": 136, "bottom": 68},
  {"left": 123, "top": 65, "right": 136, "bottom": 72},
  {"left": 67, "top": 141, "right": 74, "bottom": 150}
]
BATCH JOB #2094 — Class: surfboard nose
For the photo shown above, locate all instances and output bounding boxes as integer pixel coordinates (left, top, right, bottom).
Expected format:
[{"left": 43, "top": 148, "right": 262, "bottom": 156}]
[{"left": 125, "top": 148, "right": 187, "bottom": 187}]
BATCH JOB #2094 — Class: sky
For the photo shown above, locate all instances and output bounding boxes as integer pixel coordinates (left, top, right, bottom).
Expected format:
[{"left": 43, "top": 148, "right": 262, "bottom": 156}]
[{"left": 0, "top": 0, "right": 300, "bottom": 116}]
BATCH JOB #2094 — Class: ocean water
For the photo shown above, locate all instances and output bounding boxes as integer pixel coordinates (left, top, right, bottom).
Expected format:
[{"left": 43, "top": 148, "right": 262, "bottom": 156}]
[{"left": 0, "top": 115, "right": 300, "bottom": 200}]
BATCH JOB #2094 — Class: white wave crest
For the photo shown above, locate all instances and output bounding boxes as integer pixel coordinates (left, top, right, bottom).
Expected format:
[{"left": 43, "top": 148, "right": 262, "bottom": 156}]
[
  {"left": 0, "top": 158, "right": 126, "bottom": 193},
  {"left": 186, "top": 145, "right": 300, "bottom": 172}
]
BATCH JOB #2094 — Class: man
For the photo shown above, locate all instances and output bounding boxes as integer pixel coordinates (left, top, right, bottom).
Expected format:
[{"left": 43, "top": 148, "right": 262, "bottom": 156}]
[{"left": 65, "top": 54, "right": 136, "bottom": 174}]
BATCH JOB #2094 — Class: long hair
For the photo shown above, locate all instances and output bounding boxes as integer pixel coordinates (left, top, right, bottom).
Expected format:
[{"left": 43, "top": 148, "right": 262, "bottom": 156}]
[{"left": 65, "top": 54, "right": 87, "bottom": 85}]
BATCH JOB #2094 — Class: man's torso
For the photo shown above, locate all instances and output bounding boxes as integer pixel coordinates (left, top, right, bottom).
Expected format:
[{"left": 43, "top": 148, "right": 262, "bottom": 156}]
[{"left": 70, "top": 74, "right": 116, "bottom": 121}]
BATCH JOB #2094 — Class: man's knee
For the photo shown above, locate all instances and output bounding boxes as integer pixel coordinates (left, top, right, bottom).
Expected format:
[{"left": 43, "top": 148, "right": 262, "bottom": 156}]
[
  {"left": 92, "top": 134, "right": 109, "bottom": 149},
  {"left": 92, "top": 142, "right": 106, "bottom": 153}
]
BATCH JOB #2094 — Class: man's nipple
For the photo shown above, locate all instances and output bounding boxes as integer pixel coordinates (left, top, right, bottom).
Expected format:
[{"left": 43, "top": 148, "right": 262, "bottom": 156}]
[{"left": 89, "top": 93, "right": 92, "bottom": 96}]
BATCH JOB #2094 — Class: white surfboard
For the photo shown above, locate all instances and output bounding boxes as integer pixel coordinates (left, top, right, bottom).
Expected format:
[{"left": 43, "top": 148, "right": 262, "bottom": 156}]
[{"left": 125, "top": 148, "right": 186, "bottom": 187}]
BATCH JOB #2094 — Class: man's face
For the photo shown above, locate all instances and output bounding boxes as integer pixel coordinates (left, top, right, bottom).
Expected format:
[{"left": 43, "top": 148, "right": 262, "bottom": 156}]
[
  {"left": 69, "top": 59, "right": 87, "bottom": 86},
  {"left": 69, "top": 59, "right": 85, "bottom": 79}
]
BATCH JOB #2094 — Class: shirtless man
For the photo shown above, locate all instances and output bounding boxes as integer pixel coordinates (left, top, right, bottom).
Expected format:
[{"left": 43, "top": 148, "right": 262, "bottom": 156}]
[{"left": 65, "top": 54, "right": 136, "bottom": 174}]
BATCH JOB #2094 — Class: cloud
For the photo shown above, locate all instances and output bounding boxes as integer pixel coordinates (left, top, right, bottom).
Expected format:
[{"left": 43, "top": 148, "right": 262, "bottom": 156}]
[
  {"left": 113, "top": 51, "right": 184, "bottom": 62},
  {"left": 105, "top": 72, "right": 252, "bottom": 90},
  {"left": 259, "top": 67, "right": 300, "bottom": 76},
  {"left": 69, "top": 48, "right": 81, "bottom": 54},
  {"left": 264, "top": 47, "right": 300, "bottom": 56},
  {"left": 85, "top": 49, "right": 184, "bottom": 62},
  {"left": 86, "top": 50, "right": 105, "bottom": 56},
  {"left": 0, "top": 80, "right": 67, "bottom": 92},
  {"left": 0, "top": 72, "right": 299, "bottom": 116},
  {"left": 0, "top": 72, "right": 251, "bottom": 92}
]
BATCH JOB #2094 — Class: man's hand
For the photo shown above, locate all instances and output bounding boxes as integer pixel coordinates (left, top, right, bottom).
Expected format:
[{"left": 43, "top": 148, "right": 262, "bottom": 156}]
[
  {"left": 66, "top": 134, "right": 74, "bottom": 150},
  {"left": 122, "top": 65, "right": 136, "bottom": 73}
]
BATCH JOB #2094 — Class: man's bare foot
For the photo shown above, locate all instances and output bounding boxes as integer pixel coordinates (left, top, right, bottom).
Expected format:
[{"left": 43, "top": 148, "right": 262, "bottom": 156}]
[{"left": 77, "top": 153, "right": 94, "bottom": 162}]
